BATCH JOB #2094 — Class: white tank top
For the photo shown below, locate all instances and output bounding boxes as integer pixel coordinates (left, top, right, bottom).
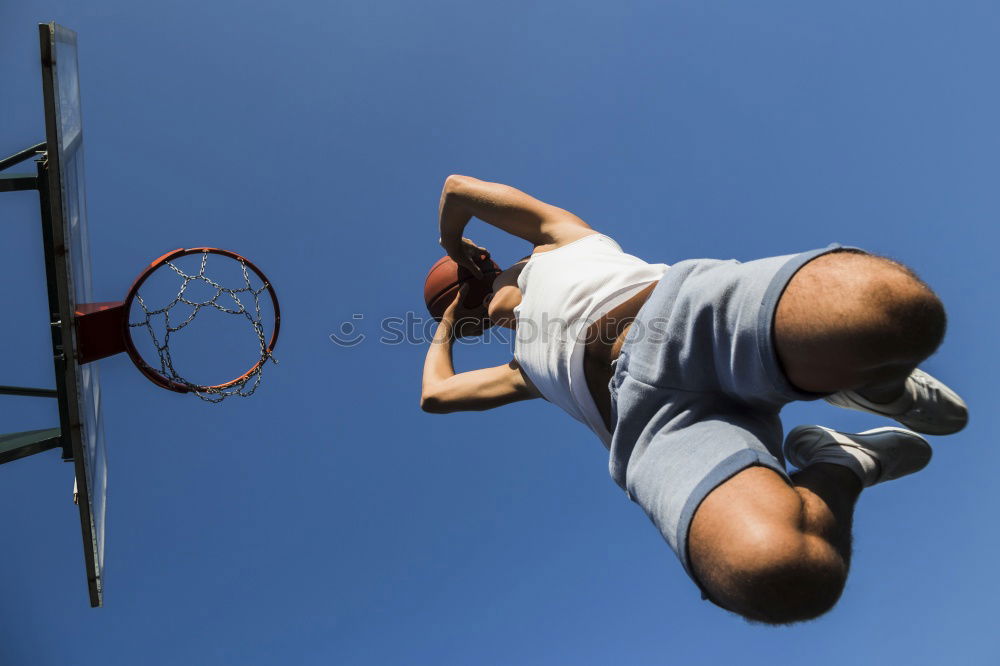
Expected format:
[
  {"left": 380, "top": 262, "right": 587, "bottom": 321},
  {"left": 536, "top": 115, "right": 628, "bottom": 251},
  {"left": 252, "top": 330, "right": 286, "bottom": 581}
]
[{"left": 512, "top": 233, "right": 669, "bottom": 447}]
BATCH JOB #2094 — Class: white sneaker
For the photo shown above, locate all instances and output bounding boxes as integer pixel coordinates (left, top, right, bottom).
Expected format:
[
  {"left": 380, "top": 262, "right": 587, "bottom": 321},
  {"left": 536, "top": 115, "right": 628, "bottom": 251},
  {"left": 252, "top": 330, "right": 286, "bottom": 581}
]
[
  {"left": 784, "top": 425, "right": 932, "bottom": 487},
  {"left": 823, "top": 368, "right": 968, "bottom": 436}
]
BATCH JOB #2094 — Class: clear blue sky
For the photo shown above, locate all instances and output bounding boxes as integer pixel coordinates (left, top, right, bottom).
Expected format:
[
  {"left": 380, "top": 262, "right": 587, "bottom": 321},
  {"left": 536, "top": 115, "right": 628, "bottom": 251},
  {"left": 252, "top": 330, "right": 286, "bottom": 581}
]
[{"left": 1, "top": 1, "right": 998, "bottom": 664}]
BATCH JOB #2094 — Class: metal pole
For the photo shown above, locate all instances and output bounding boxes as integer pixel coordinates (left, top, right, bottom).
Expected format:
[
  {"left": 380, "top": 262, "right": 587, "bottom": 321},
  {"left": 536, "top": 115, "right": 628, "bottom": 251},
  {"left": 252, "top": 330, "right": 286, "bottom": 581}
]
[{"left": 0, "top": 385, "right": 58, "bottom": 398}]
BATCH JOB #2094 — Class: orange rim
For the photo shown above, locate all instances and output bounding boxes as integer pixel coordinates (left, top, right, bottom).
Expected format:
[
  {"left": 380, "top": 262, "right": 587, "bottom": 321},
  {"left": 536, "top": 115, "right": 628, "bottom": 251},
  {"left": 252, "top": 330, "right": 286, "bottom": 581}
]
[{"left": 122, "top": 248, "right": 280, "bottom": 393}]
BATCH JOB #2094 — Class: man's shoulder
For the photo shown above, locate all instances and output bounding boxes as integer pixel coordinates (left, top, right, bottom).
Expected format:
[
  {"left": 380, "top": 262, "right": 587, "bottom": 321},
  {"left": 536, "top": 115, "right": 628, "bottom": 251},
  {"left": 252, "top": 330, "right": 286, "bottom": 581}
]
[{"left": 530, "top": 230, "right": 609, "bottom": 256}]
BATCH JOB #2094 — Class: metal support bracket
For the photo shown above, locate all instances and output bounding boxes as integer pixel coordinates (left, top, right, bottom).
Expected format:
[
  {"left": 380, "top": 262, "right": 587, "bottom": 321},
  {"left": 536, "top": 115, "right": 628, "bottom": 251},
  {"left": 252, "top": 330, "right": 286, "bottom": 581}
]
[
  {"left": 0, "top": 385, "right": 58, "bottom": 398},
  {"left": 0, "top": 142, "right": 46, "bottom": 172},
  {"left": 0, "top": 174, "right": 38, "bottom": 192},
  {"left": 0, "top": 428, "right": 61, "bottom": 465}
]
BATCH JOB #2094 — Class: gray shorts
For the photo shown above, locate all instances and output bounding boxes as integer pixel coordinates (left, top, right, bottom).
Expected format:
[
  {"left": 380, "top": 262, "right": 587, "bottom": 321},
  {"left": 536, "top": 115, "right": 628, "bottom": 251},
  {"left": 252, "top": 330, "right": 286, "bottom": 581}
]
[{"left": 607, "top": 244, "right": 852, "bottom": 590}]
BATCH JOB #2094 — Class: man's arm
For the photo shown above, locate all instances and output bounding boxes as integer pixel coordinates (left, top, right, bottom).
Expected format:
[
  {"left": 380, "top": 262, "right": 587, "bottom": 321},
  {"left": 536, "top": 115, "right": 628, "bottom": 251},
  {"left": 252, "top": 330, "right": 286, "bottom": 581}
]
[
  {"left": 420, "top": 359, "right": 540, "bottom": 414},
  {"left": 420, "top": 291, "right": 540, "bottom": 413},
  {"left": 438, "top": 175, "right": 596, "bottom": 273}
]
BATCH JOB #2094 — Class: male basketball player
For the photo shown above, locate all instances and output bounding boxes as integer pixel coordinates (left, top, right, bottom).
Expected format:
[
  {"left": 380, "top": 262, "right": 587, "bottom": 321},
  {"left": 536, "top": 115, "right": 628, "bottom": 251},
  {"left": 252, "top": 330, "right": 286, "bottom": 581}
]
[{"left": 420, "top": 174, "right": 967, "bottom": 625}]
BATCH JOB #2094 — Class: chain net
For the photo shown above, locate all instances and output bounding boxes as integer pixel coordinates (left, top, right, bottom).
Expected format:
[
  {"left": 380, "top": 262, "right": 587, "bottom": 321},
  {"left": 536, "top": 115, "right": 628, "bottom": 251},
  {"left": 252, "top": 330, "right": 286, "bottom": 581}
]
[{"left": 128, "top": 251, "right": 277, "bottom": 403}]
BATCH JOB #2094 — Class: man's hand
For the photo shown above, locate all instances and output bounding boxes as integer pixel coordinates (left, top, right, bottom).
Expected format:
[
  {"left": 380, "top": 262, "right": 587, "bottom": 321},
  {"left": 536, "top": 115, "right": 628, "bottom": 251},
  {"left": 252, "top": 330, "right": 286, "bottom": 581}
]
[
  {"left": 439, "top": 236, "right": 489, "bottom": 279},
  {"left": 441, "top": 283, "right": 489, "bottom": 337}
]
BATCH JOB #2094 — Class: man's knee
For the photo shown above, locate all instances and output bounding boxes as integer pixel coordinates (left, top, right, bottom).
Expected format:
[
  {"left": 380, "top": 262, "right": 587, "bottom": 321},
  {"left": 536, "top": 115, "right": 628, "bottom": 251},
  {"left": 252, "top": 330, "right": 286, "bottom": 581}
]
[
  {"left": 698, "top": 526, "right": 847, "bottom": 625},
  {"left": 775, "top": 250, "right": 947, "bottom": 392},
  {"left": 855, "top": 254, "right": 946, "bottom": 361}
]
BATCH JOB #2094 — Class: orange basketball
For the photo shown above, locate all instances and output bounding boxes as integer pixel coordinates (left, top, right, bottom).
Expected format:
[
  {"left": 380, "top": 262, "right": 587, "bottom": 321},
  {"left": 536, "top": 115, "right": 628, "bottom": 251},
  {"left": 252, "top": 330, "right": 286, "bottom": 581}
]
[{"left": 423, "top": 252, "right": 502, "bottom": 322}]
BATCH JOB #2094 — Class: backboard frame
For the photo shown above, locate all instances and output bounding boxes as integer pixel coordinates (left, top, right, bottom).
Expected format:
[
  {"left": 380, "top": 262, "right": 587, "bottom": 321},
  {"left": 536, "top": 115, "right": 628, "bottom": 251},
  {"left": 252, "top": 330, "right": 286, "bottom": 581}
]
[{"left": 38, "top": 21, "right": 105, "bottom": 608}]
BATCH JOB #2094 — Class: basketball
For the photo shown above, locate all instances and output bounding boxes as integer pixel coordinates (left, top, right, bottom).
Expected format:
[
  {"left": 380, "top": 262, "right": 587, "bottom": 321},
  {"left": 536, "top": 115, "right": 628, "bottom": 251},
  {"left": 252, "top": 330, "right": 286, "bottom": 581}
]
[{"left": 423, "top": 252, "right": 502, "bottom": 322}]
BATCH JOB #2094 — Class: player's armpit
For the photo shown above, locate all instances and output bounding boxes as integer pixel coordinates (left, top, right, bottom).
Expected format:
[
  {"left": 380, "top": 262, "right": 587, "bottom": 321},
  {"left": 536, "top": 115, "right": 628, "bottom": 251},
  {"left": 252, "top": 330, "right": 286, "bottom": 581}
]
[{"left": 420, "top": 359, "right": 540, "bottom": 413}]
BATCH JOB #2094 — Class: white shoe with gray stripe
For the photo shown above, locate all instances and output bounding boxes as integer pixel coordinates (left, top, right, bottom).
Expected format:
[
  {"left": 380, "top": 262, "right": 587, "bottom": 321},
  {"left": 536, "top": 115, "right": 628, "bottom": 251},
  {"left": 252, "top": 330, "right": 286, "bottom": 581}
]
[
  {"left": 784, "top": 425, "right": 932, "bottom": 487},
  {"left": 823, "top": 368, "right": 967, "bottom": 436}
]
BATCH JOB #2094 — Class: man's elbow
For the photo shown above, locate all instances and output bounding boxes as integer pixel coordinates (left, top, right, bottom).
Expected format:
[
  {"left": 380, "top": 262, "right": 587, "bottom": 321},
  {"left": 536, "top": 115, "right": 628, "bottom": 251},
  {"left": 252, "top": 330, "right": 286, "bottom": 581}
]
[
  {"left": 443, "top": 174, "right": 479, "bottom": 197},
  {"left": 420, "top": 394, "right": 451, "bottom": 414}
]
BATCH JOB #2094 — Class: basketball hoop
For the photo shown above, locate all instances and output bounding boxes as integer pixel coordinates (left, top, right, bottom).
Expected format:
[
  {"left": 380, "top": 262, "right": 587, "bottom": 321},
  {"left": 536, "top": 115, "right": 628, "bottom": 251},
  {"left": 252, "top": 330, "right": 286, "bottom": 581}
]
[{"left": 75, "top": 248, "right": 280, "bottom": 402}]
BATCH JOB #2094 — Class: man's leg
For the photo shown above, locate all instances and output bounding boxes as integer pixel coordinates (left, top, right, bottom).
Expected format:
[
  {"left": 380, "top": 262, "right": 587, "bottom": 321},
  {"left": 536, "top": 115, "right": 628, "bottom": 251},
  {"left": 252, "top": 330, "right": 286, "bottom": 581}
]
[
  {"left": 772, "top": 249, "right": 945, "bottom": 399},
  {"left": 688, "top": 464, "right": 861, "bottom": 624},
  {"left": 688, "top": 250, "right": 945, "bottom": 624}
]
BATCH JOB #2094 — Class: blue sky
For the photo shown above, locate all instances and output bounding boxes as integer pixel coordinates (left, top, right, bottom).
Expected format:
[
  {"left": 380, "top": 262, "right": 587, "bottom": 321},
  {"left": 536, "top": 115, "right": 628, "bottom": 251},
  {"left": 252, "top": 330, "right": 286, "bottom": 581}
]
[{"left": 1, "top": 1, "right": 998, "bottom": 664}]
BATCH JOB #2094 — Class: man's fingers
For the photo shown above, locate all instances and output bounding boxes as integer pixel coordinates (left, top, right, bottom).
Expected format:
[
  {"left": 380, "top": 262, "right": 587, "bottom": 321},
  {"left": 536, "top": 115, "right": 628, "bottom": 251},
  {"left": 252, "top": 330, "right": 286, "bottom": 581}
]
[{"left": 463, "top": 257, "right": 484, "bottom": 279}]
